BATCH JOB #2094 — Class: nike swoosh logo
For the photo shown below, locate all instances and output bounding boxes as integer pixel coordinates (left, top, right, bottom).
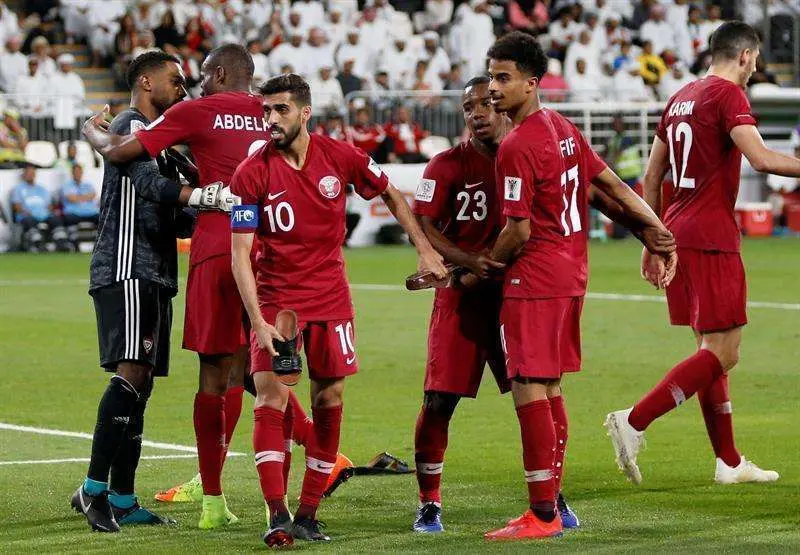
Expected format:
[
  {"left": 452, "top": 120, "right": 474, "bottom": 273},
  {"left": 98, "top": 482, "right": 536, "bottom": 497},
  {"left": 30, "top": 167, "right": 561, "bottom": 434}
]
[
  {"left": 79, "top": 489, "right": 89, "bottom": 513},
  {"left": 465, "top": 181, "right": 483, "bottom": 189},
  {"left": 267, "top": 190, "right": 287, "bottom": 201},
  {"left": 346, "top": 356, "right": 356, "bottom": 365}
]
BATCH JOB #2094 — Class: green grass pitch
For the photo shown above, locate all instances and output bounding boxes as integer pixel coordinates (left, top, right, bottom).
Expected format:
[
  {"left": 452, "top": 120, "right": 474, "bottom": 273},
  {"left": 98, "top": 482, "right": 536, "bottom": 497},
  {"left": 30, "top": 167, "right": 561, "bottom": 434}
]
[{"left": 0, "top": 239, "right": 798, "bottom": 553}]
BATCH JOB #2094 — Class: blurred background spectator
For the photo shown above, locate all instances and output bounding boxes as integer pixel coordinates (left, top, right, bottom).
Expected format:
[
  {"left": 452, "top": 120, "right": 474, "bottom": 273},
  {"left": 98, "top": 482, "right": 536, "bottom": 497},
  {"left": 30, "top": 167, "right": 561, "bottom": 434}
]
[
  {"left": 11, "top": 163, "right": 68, "bottom": 251},
  {"left": 384, "top": 106, "right": 428, "bottom": 163},
  {"left": 60, "top": 163, "right": 99, "bottom": 227}
]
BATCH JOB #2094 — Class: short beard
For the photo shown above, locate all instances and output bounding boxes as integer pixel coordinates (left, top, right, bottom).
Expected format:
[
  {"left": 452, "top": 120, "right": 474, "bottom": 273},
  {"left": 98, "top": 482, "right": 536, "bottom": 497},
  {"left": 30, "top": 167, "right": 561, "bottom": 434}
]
[{"left": 274, "top": 123, "right": 301, "bottom": 150}]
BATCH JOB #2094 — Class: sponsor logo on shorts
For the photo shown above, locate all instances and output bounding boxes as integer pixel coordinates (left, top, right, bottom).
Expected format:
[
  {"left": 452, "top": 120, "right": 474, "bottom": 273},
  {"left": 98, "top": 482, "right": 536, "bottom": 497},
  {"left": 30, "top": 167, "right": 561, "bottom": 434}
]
[
  {"left": 346, "top": 355, "right": 356, "bottom": 365},
  {"left": 318, "top": 175, "right": 342, "bottom": 199},
  {"left": 231, "top": 205, "right": 258, "bottom": 229},
  {"left": 415, "top": 178, "right": 436, "bottom": 202},
  {"left": 143, "top": 337, "right": 153, "bottom": 354},
  {"left": 505, "top": 176, "right": 522, "bottom": 201},
  {"left": 267, "top": 190, "right": 287, "bottom": 201},
  {"left": 511, "top": 278, "right": 521, "bottom": 285}
]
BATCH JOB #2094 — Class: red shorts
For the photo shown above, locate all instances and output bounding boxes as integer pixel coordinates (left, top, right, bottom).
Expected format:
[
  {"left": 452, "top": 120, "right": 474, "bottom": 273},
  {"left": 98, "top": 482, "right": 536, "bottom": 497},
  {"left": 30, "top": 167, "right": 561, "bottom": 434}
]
[
  {"left": 666, "top": 248, "right": 747, "bottom": 333},
  {"left": 250, "top": 305, "right": 358, "bottom": 380},
  {"left": 183, "top": 255, "right": 246, "bottom": 355},
  {"left": 499, "top": 296, "right": 583, "bottom": 381},
  {"left": 425, "top": 286, "right": 510, "bottom": 398}
]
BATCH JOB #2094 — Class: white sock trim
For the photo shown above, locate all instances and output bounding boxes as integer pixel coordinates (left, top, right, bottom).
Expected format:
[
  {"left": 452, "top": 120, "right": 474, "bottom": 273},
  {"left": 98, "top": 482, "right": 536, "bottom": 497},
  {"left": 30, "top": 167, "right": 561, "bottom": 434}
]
[{"left": 255, "top": 450, "right": 285, "bottom": 465}]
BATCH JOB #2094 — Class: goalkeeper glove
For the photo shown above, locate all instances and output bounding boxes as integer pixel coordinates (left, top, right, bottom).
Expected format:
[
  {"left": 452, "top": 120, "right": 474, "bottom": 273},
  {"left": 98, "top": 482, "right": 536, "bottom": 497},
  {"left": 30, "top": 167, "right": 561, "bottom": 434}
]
[{"left": 187, "top": 182, "right": 241, "bottom": 212}]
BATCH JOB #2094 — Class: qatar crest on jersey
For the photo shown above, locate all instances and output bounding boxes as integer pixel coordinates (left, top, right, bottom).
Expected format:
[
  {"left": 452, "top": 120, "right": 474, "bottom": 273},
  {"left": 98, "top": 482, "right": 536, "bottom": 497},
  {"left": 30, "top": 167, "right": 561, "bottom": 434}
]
[{"left": 318, "top": 175, "right": 342, "bottom": 199}]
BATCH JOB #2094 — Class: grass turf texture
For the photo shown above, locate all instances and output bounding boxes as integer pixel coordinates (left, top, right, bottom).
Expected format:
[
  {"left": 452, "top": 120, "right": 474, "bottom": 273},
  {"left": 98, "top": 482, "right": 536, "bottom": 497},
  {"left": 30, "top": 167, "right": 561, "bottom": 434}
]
[{"left": 0, "top": 238, "right": 798, "bottom": 553}]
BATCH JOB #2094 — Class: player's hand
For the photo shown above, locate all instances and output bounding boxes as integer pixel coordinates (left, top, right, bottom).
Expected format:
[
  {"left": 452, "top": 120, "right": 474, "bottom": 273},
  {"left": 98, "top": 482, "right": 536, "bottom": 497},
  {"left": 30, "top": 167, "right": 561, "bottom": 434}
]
[
  {"left": 455, "top": 272, "right": 481, "bottom": 289},
  {"left": 82, "top": 104, "right": 111, "bottom": 135},
  {"left": 187, "top": 181, "right": 235, "bottom": 211},
  {"left": 640, "top": 225, "right": 676, "bottom": 257},
  {"left": 467, "top": 254, "right": 506, "bottom": 279},
  {"left": 641, "top": 247, "right": 666, "bottom": 290},
  {"left": 217, "top": 186, "right": 241, "bottom": 212},
  {"left": 660, "top": 250, "right": 678, "bottom": 289},
  {"left": 253, "top": 320, "right": 283, "bottom": 357},
  {"left": 418, "top": 247, "right": 448, "bottom": 279}
]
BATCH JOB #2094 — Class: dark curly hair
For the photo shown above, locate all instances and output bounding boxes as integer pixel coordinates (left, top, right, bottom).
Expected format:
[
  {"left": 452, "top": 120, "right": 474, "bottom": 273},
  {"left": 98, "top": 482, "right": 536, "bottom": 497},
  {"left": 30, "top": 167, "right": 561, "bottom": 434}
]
[
  {"left": 486, "top": 31, "right": 548, "bottom": 80},
  {"left": 258, "top": 73, "right": 312, "bottom": 107},
  {"left": 126, "top": 50, "right": 179, "bottom": 90}
]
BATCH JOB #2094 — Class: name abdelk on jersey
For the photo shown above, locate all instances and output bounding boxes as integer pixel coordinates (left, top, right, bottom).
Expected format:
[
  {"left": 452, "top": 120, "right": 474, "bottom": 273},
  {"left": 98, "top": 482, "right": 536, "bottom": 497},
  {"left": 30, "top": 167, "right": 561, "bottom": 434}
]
[
  {"left": 134, "top": 91, "right": 267, "bottom": 266},
  {"left": 656, "top": 75, "right": 757, "bottom": 253},
  {"left": 230, "top": 134, "right": 390, "bottom": 321},
  {"left": 412, "top": 140, "right": 503, "bottom": 254},
  {"left": 498, "top": 108, "right": 607, "bottom": 299}
]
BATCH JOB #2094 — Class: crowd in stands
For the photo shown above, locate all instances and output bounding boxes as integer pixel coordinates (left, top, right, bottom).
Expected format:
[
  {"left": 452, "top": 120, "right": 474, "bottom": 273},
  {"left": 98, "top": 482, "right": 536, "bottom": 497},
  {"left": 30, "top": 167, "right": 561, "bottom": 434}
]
[
  {"left": 0, "top": 0, "right": 794, "bottom": 167},
  {"left": 8, "top": 153, "right": 99, "bottom": 251}
]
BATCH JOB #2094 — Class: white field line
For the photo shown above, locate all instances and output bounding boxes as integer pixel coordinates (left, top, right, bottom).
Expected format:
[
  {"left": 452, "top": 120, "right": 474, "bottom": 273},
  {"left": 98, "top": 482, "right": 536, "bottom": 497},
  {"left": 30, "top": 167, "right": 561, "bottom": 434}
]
[
  {"left": 0, "top": 454, "right": 201, "bottom": 466},
  {"left": 1, "top": 278, "right": 798, "bottom": 311},
  {"left": 0, "top": 422, "right": 244, "bottom": 457}
]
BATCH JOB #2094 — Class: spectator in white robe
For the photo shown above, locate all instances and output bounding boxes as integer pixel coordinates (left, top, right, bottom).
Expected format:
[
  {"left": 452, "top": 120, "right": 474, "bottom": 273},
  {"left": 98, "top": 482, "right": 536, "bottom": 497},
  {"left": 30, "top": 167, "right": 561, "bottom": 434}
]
[{"left": 50, "top": 54, "right": 87, "bottom": 131}]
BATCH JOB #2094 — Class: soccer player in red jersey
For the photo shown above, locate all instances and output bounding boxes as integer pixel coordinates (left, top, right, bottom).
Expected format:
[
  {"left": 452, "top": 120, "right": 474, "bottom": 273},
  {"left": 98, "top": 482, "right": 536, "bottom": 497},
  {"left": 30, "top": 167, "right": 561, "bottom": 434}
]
[
  {"left": 481, "top": 32, "right": 676, "bottom": 540},
  {"left": 410, "top": 76, "right": 510, "bottom": 534},
  {"left": 83, "top": 44, "right": 271, "bottom": 528},
  {"left": 228, "top": 74, "right": 446, "bottom": 547},
  {"left": 605, "top": 22, "right": 800, "bottom": 486}
]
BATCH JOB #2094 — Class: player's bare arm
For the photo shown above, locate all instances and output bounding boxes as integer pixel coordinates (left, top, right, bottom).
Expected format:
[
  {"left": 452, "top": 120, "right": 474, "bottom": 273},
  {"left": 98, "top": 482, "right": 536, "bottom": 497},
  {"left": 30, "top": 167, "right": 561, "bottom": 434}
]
[
  {"left": 83, "top": 105, "right": 149, "bottom": 164},
  {"left": 230, "top": 231, "right": 281, "bottom": 357},
  {"left": 731, "top": 125, "right": 800, "bottom": 177},
  {"left": 639, "top": 136, "right": 678, "bottom": 289},
  {"left": 381, "top": 184, "right": 448, "bottom": 278},
  {"left": 416, "top": 214, "right": 505, "bottom": 279},
  {"left": 490, "top": 216, "right": 530, "bottom": 264}
]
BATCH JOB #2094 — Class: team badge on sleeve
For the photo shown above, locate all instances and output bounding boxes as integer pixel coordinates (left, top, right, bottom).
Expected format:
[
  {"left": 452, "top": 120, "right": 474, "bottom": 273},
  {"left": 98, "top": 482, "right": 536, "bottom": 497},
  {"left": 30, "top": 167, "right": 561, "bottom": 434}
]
[
  {"left": 504, "top": 176, "right": 522, "bottom": 201},
  {"left": 415, "top": 178, "right": 436, "bottom": 202},
  {"left": 231, "top": 205, "right": 259, "bottom": 231},
  {"left": 318, "top": 176, "right": 342, "bottom": 199}
]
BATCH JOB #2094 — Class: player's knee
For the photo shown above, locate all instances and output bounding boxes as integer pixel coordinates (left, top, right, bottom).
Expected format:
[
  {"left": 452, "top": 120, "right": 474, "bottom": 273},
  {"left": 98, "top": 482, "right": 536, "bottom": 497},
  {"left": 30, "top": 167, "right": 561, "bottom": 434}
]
[
  {"left": 423, "top": 392, "right": 460, "bottom": 419},
  {"left": 116, "top": 362, "right": 152, "bottom": 392},
  {"left": 198, "top": 354, "right": 232, "bottom": 395},
  {"left": 312, "top": 378, "right": 344, "bottom": 408},
  {"left": 253, "top": 372, "right": 289, "bottom": 410}
]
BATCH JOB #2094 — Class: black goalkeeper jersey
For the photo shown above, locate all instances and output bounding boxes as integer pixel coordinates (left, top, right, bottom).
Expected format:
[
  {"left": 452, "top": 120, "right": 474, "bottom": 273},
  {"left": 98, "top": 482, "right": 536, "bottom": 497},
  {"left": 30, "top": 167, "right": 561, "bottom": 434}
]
[{"left": 89, "top": 108, "right": 191, "bottom": 296}]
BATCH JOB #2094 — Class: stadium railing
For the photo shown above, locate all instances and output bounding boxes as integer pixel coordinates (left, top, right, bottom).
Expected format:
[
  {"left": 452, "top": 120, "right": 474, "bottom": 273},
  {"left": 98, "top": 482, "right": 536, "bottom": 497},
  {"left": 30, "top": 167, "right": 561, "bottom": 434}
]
[
  {"left": 0, "top": 94, "right": 92, "bottom": 144},
  {"left": 344, "top": 89, "right": 664, "bottom": 168}
]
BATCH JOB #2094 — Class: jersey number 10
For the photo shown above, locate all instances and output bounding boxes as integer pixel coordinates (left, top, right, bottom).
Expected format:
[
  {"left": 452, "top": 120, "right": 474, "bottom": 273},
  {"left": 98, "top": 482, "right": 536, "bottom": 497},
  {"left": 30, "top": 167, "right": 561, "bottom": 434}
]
[{"left": 666, "top": 122, "right": 696, "bottom": 190}]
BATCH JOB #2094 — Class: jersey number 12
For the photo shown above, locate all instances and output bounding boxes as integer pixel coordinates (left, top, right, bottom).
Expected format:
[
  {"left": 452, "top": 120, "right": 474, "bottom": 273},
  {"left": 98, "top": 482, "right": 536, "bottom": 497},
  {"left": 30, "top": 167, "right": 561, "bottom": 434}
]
[{"left": 666, "top": 122, "right": 696, "bottom": 189}]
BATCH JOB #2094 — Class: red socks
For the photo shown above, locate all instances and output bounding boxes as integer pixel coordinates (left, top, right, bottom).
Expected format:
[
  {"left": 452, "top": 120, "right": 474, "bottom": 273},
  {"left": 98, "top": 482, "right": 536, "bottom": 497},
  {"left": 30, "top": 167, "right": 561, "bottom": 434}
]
[
  {"left": 414, "top": 405, "right": 450, "bottom": 504},
  {"left": 629, "top": 349, "right": 724, "bottom": 432},
  {"left": 549, "top": 396, "right": 568, "bottom": 494},
  {"left": 193, "top": 392, "right": 225, "bottom": 496},
  {"left": 698, "top": 373, "right": 741, "bottom": 467},
  {"left": 297, "top": 405, "right": 342, "bottom": 519},
  {"left": 289, "top": 389, "right": 314, "bottom": 448},
  {"left": 254, "top": 406, "right": 288, "bottom": 517},
  {"left": 282, "top": 400, "right": 295, "bottom": 491},
  {"left": 221, "top": 385, "right": 245, "bottom": 465},
  {"left": 517, "top": 399, "right": 556, "bottom": 513}
]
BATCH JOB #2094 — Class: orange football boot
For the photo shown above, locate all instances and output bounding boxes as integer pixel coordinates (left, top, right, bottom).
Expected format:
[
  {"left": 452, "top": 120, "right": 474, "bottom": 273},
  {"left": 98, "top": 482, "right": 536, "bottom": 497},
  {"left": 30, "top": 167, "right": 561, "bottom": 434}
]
[{"left": 485, "top": 509, "right": 563, "bottom": 540}]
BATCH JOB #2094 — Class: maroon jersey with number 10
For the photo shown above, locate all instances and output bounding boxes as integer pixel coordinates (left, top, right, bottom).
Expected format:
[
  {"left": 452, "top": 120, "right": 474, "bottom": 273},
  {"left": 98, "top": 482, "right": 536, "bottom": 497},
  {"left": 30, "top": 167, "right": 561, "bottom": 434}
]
[
  {"left": 656, "top": 75, "right": 757, "bottom": 253},
  {"left": 135, "top": 91, "right": 267, "bottom": 266},
  {"left": 229, "top": 134, "right": 389, "bottom": 321},
  {"left": 497, "top": 108, "right": 607, "bottom": 299}
]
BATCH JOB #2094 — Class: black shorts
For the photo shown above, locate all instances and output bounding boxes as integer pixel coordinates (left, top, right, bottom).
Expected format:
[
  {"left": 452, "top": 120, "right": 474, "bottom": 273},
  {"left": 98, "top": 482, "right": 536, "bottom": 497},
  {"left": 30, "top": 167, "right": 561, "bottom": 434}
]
[{"left": 91, "top": 279, "right": 173, "bottom": 376}]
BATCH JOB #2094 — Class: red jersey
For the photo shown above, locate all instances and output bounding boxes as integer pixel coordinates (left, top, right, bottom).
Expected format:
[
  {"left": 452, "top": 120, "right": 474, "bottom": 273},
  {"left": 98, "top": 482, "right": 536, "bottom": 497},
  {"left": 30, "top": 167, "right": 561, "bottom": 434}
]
[
  {"left": 412, "top": 140, "right": 502, "bottom": 253},
  {"left": 498, "top": 108, "right": 606, "bottom": 299},
  {"left": 383, "top": 121, "right": 426, "bottom": 155},
  {"left": 656, "top": 76, "right": 756, "bottom": 253},
  {"left": 229, "top": 134, "right": 389, "bottom": 320},
  {"left": 349, "top": 124, "right": 386, "bottom": 155},
  {"left": 135, "top": 91, "right": 267, "bottom": 265}
]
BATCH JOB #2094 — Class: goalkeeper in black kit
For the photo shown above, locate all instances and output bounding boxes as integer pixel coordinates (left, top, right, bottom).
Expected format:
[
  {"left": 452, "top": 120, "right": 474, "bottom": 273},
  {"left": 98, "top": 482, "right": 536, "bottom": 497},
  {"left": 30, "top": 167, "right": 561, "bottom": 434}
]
[{"left": 69, "top": 50, "right": 236, "bottom": 533}]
